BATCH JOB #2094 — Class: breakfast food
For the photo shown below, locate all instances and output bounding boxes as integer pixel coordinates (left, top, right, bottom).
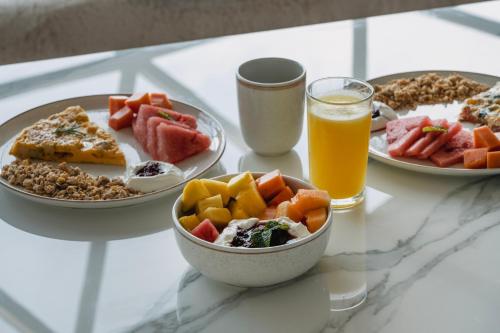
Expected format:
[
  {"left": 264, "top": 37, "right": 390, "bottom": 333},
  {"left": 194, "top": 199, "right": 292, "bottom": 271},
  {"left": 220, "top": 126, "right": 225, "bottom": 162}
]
[
  {"left": 374, "top": 73, "right": 488, "bottom": 110},
  {"left": 371, "top": 101, "right": 398, "bottom": 132},
  {"left": 178, "top": 170, "right": 330, "bottom": 247},
  {"left": 459, "top": 82, "right": 500, "bottom": 131},
  {"left": 1, "top": 159, "right": 140, "bottom": 200},
  {"left": 10, "top": 106, "right": 125, "bottom": 166},
  {"left": 125, "top": 160, "right": 184, "bottom": 192}
]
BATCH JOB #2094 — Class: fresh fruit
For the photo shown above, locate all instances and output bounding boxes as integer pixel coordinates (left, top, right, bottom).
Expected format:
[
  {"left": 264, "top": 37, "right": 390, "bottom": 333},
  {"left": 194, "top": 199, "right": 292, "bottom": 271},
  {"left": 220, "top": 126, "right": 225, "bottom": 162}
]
[
  {"left": 473, "top": 126, "right": 500, "bottom": 150},
  {"left": 108, "top": 96, "right": 128, "bottom": 115},
  {"left": 201, "top": 179, "right": 230, "bottom": 205},
  {"left": 179, "top": 214, "right": 200, "bottom": 231},
  {"left": 487, "top": 151, "right": 500, "bottom": 168},
  {"left": 386, "top": 116, "right": 432, "bottom": 144},
  {"left": 146, "top": 117, "right": 189, "bottom": 156},
  {"left": 181, "top": 179, "right": 211, "bottom": 211},
  {"left": 464, "top": 148, "right": 488, "bottom": 169},
  {"left": 125, "top": 93, "right": 151, "bottom": 112},
  {"left": 108, "top": 105, "right": 134, "bottom": 130},
  {"left": 228, "top": 200, "right": 249, "bottom": 219},
  {"left": 405, "top": 119, "right": 449, "bottom": 157},
  {"left": 269, "top": 186, "right": 294, "bottom": 206},
  {"left": 196, "top": 194, "right": 223, "bottom": 214},
  {"left": 305, "top": 208, "right": 327, "bottom": 233},
  {"left": 417, "top": 122, "right": 462, "bottom": 159},
  {"left": 291, "top": 189, "right": 330, "bottom": 214},
  {"left": 228, "top": 172, "right": 254, "bottom": 197},
  {"left": 255, "top": 170, "right": 286, "bottom": 200},
  {"left": 388, "top": 117, "right": 433, "bottom": 157},
  {"left": 258, "top": 207, "right": 277, "bottom": 220},
  {"left": 235, "top": 183, "right": 266, "bottom": 217},
  {"left": 198, "top": 207, "right": 232, "bottom": 228},
  {"left": 149, "top": 92, "right": 173, "bottom": 109},
  {"left": 155, "top": 122, "right": 211, "bottom": 163},
  {"left": 276, "top": 201, "right": 303, "bottom": 222},
  {"left": 191, "top": 219, "right": 219, "bottom": 242}
]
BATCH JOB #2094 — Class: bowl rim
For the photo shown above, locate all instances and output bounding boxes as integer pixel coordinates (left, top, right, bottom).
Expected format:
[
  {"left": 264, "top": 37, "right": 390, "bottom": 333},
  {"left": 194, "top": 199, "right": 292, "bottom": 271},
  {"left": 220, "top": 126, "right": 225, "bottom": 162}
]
[{"left": 172, "top": 172, "right": 333, "bottom": 254}]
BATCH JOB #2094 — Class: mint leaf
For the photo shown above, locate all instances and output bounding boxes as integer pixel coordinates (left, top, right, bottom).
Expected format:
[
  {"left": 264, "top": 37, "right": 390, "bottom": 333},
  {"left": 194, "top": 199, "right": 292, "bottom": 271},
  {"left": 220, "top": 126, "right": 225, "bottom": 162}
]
[
  {"left": 157, "top": 110, "right": 172, "bottom": 120},
  {"left": 422, "top": 126, "right": 448, "bottom": 133}
]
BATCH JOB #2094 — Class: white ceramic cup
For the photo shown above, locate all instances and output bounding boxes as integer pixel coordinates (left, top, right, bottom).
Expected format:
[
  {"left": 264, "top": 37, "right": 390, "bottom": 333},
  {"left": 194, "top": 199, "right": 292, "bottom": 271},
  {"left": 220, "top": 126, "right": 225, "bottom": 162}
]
[{"left": 237, "top": 57, "right": 306, "bottom": 155}]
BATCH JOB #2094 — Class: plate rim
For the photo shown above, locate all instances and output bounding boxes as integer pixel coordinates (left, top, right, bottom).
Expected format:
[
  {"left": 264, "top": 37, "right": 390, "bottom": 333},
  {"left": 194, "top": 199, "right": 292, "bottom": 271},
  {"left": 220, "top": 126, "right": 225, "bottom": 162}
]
[
  {"left": 367, "top": 70, "right": 500, "bottom": 176},
  {"left": 0, "top": 94, "right": 226, "bottom": 205}
]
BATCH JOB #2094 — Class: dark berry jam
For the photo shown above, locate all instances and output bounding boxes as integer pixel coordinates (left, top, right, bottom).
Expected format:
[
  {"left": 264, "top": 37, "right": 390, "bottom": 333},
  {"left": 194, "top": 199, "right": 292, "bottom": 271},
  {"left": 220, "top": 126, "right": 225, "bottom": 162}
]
[
  {"left": 230, "top": 221, "right": 293, "bottom": 248},
  {"left": 135, "top": 161, "right": 164, "bottom": 177}
]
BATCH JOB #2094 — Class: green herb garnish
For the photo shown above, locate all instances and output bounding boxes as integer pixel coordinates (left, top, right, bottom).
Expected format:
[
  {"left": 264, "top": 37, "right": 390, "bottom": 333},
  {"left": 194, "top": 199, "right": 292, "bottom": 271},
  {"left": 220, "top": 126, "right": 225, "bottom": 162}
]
[
  {"left": 54, "top": 124, "right": 85, "bottom": 137},
  {"left": 157, "top": 110, "right": 172, "bottom": 120},
  {"left": 249, "top": 220, "right": 289, "bottom": 248},
  {"left": 422, "top": 126, "right": 448, "bottom": 134}
]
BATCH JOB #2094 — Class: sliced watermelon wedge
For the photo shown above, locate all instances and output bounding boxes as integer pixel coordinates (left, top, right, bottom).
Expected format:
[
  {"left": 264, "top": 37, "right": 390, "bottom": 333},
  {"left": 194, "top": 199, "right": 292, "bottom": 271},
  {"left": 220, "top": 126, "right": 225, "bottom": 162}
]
[{"left": 191, "top": 219, "right": 219, "bottom": 243}]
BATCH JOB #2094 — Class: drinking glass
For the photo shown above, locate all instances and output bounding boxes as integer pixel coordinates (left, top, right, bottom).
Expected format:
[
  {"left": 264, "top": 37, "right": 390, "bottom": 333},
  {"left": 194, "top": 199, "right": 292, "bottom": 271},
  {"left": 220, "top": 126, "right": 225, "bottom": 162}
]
[{"left": 307, "top": 77, "right": 373, "bottom": 209}]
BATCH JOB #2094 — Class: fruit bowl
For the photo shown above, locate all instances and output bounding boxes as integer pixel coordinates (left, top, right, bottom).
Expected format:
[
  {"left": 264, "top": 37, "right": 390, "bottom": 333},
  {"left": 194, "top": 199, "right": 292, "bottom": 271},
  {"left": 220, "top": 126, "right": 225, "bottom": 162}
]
[{"left": 172, "top": 172, "right": 333, "bottom": 287}]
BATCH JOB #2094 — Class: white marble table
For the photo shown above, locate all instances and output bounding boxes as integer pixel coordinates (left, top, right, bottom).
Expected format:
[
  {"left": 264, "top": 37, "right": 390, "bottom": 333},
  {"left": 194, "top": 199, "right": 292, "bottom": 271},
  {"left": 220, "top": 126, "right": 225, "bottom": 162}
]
[{"left": 1, "top": 2, "right": 500, "bottom": 332}]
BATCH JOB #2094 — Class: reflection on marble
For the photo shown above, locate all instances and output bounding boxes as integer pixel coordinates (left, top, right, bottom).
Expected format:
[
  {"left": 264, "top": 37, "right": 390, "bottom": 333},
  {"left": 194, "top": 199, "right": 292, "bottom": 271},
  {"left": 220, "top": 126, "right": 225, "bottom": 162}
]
[
  {"left": 124, "top": 176, "right": 500, "bottom": 332},
  {"left": 238, "top": 149, "right": 303, "bottom": 179}
]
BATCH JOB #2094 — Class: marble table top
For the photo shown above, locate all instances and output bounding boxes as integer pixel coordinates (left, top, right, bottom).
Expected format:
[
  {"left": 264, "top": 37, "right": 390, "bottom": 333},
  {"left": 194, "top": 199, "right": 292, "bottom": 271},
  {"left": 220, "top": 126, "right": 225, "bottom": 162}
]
[{"left": 1, "top": 2, "right": 499, "bottom": 332}]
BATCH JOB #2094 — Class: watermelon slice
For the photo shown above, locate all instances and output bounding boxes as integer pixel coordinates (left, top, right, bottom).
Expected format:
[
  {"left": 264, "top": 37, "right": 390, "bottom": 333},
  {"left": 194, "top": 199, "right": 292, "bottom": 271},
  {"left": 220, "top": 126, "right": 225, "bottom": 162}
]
[
  {"left": 140, "top": 104, "right": 197, "bottom": 129},
  {"left": 388, "top": 117, "right": 432, "bottom": 157},
  {"left": 191, "top": 219, "right": 219, "bottom": 242},
  {"left": 417, "top": 122, "right": 462, "bottom": 160},
  {"left": 429, "top": 130, "right": 473, "bottom": 167},
  {"left": 386, "top": 116, "right": 431, "bottom": 144},
  {"left": 405, "top": 119, "right": 449, "bottom": 157},
  {"left": 146, "top": 117, "right": 192, "bottom": 157},
  {"left": 156, "top": 123, "right": 211, "bottom": 163}
]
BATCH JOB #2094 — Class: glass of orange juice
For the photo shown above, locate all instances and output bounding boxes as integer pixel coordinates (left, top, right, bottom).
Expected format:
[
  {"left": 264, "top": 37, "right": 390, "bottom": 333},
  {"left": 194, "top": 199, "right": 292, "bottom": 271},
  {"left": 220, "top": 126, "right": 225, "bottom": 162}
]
[{"left": 307, "top": 77, "right": 373, "bottom": 209}]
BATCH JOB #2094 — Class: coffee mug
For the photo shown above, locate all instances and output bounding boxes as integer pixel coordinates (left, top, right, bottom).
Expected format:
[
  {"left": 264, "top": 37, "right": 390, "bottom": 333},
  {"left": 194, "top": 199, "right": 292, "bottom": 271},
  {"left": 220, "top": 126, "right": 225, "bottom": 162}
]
[{"left": 236, "top": 57, "right": 306, "bottom": 155}]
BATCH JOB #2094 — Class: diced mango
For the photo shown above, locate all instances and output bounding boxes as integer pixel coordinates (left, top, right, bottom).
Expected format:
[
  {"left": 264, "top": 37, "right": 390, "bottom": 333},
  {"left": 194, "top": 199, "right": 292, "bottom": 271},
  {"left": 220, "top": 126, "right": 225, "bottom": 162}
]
[
  {"left": 201, "top": 179, "right": 230, "bottom": 205},
  {"left": 179, "top": 214, "right": 200, "bottom": 231},
  {"left": 269, "top": 186, "right": 294, "bottom": 206},
  {"left": 229, "top": 200, "right": 250, "bottom": 219},
  {"left": 291, "top": 189, "right": 331, "bottom": 214},
  {"left": 473, "top": 126, "right": 500, "bottom": 150},
  {"left": 228, "top": 172, "right": 254, "bottom": 197},
  {"left": 181, "top": 179, "right": 211, "bottom": 212},
  {"left": 487, "top": 151, "right": 500, "bottom": 168},
  {"left": 305, "top": 208, "right": 327, "bottom": 233},
  {"left": 235, "top": 183, "right": 266, "bottom": 217},
  {"left": 196, "top": 194, "right": 223, "bottom": 214},
  {"left": 276, "top": 201, "right": 303, "bottom": 222},
  {"left": 256, "top": 169, "right": 286, "bottom": 200},
  {"left": 198, "top": 207, "right": 232, "bottom": 228}
]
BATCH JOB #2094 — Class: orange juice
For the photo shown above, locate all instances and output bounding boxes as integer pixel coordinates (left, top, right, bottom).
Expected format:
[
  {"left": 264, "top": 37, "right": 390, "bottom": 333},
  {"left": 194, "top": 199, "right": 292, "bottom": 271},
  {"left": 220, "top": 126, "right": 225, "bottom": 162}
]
[{"left": 307, "top": 94, "right": 371, "bottom": 201}]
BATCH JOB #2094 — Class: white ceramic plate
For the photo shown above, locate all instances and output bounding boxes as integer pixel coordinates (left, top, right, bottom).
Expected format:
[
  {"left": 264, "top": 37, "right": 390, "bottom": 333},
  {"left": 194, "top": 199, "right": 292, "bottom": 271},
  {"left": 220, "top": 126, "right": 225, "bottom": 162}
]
[
  {"left": 0, "top": 95, "right": 226, "bottom": 208},
  {"left": 368, "top": 70, "right": 500, "bottom": 176}
]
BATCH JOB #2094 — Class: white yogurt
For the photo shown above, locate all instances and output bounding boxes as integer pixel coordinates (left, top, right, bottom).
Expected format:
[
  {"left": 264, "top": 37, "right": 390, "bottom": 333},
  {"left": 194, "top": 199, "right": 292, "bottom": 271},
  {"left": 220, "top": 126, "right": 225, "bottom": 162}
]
[
  {"left": 214, "top": 216, "right": 311, "bottom": 247},
  {"left": 371, "top": 101, "right": 398, "bottom": 132},
  {"left": 126, "top": 160, "right": 184, "bottom": 193}
]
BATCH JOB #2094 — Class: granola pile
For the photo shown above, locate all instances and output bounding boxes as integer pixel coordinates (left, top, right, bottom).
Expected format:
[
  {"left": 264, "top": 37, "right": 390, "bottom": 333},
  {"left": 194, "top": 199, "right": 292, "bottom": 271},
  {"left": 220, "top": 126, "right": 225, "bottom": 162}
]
[
  {"left": 1, "top": 159, "right": 141, "bottom": 200},
  {"left": 374, "top": 73, "right": 489, "bottom": 110}
]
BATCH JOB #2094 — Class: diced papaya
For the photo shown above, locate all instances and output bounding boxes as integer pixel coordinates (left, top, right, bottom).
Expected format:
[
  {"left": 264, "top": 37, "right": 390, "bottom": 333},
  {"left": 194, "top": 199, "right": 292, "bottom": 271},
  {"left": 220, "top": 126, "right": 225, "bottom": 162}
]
[
  {"left": 276, "top": 201, "right": 303, "bottom": 222},
  {"left": 473, "top": 126, "right": 500, "bottom": 150},
  {"left": 305, "top": 208, "right": 327, "bottom": 233},
  {"left": 235, "top": 183, "right": 266, "bottom": 217},
  {"left": 258, "top": 207, "right": 277, "bottom": 220},
  {"left": 108, "top": 105, "right": 134, "bottom": 130},
  {"left": 255, "top": 169, "right": 286, "bottom": 200},
  {"left": 125, "top": 93, "right": 151, "bottom": 112},
  {"left": 269, "top": 186, "right": 294, "bottom": 206},
  {"left": 291, "top": 189, "right": 331, "bottom": 215},
  {"left": 229, "top": 200, "right": 250, "bottom": 219},
  {"left": 181, "top": 179, "right": 211, "bottom": 212},
  {"left": 198, "top": 207, "right": 232, "bottom": 228},
  {"left": 228, "top": 172, "right": 254, "bottom": 197},
  {"left": 149, "top": 92, "right": 173, "bottom": 109},
  {"left": 196, "top": 194, "right": 223, "bottom": 214},
  {"left": 201, "top": 179, "right": 230, "bottom": 205},
  {"left": 108, "top": 95, "right": 128, "bottom": 115},
  {"left": 487, "top": 151, "right": 500, "bottom": 168},
  {"left": 464, "top": 148, "right": 488, "bottom": 169},
  {"left": 179, "top": 214, "right": 200, "bottom": 231}
]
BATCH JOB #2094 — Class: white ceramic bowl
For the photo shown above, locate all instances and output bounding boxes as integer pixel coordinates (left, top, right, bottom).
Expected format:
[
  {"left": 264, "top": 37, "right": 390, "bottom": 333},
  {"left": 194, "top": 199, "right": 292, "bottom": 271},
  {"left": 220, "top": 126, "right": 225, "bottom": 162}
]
[{"left": 172, "top": 172, "right": 333, "bottom": 287}]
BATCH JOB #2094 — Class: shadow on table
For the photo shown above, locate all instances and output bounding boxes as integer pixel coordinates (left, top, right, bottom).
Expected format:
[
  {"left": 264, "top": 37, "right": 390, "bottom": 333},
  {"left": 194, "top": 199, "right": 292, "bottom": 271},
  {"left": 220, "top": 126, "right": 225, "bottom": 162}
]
[
  {"left": 238, "top": 149, "right": 303, "bottom": 179},
  {"left": 0, "top": 162, "right": 226, "bottom": 241}
]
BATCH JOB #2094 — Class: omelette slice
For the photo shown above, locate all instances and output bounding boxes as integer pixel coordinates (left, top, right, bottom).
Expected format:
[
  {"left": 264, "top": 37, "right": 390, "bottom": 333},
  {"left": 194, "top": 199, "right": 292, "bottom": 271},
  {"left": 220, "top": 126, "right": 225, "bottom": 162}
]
[{"left": 10, "top": 106, "right": 125, "bottom": 166}]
